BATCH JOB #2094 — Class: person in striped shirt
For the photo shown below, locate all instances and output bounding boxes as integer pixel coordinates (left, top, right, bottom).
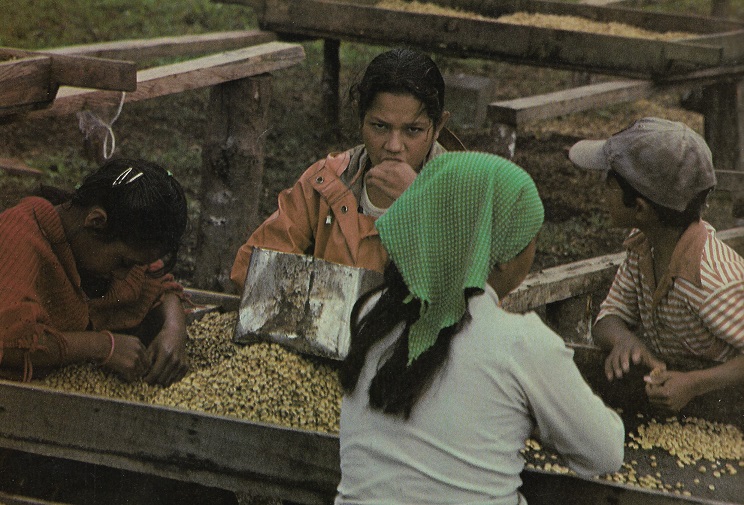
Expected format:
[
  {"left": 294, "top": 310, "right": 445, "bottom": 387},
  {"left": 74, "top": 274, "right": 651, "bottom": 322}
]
[{"left": 568, "top": 117, "right": 744, "bottom": 412}]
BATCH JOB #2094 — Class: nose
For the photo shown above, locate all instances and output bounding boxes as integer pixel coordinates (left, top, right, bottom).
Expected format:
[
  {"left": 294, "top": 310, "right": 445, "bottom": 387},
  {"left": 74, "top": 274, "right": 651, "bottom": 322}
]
[{"left": 383, "top": 130, "right": 403, "bottom": 153}]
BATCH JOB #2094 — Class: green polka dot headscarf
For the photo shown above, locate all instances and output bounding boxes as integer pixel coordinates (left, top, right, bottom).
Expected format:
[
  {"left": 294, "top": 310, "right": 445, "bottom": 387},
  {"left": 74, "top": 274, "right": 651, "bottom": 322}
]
[{"left": 376, "top": 151, "right": 544, "bottom": 364}]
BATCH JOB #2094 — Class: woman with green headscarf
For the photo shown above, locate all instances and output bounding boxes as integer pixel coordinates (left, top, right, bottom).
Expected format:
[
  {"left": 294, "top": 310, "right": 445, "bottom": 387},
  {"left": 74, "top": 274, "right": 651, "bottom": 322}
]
[{"left": 336, "top": 152, "right": 624, "bottom": 505}]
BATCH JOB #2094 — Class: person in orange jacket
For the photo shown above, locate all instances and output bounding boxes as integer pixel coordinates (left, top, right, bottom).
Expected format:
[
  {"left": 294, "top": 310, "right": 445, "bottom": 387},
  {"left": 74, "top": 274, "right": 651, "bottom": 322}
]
[
  {"left": 230, "top": 47, "right": 460, "bottom": 290},
  {"left": 0, "top": 157, "right": 190, "bottom": 386}
]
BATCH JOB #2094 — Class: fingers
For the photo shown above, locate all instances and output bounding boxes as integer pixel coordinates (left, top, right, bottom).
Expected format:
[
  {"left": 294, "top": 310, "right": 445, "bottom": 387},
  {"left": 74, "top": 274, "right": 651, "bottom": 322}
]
[
  {"left": 144, "top": 351, "right": 189, "bottom": 387},
  {"left": 604, "top": 352, "right": 627, "bottom": 381}
]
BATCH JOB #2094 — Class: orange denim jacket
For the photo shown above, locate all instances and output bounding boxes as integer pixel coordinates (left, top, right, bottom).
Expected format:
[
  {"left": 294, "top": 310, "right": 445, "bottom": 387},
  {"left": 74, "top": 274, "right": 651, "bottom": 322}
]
[{"left": 231, "top": 146, "right": 388, "bottom": 289}]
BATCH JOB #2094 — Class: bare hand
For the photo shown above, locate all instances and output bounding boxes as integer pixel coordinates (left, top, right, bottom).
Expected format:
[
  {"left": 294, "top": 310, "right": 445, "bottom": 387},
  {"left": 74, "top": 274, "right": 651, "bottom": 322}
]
[
  {"left": 364, "top": 160, "right": 417, "bottom": 209},
  {"left": 644, "top": 370, "right": 697, "bottom": 412},
  {"left": 104, "top": 333, "right": 151, "bottom": 382},
  {"left": 143, "top": 326, "right": 189, "bottom": 386},
  {"left": 604, "top": 333, "right": 666, "bottom": 381}
]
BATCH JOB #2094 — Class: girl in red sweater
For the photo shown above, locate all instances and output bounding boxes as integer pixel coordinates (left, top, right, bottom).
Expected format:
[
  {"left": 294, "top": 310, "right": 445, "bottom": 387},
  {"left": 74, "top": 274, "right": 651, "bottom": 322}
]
[{"left": 0, "top": 158, "right": 189, "bottom": 386}]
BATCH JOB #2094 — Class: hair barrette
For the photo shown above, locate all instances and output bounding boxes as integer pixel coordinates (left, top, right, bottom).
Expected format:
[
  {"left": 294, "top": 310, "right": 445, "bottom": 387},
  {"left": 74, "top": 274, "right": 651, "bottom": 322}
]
[{"left": 112, "top": 167, "right": 144, "bottom": 187}]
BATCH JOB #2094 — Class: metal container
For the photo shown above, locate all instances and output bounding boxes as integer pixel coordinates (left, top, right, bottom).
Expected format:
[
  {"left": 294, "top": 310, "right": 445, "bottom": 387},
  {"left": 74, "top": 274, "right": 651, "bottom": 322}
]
[{"left": 235, "top": 248, "right": 384, "bottom": 359}]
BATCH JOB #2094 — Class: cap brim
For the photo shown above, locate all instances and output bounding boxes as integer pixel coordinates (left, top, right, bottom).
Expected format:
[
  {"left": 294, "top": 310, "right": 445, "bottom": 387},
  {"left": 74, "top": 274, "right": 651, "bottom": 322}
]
[{"left": 568, "top": 140, "right": 610, "bottom": 171}]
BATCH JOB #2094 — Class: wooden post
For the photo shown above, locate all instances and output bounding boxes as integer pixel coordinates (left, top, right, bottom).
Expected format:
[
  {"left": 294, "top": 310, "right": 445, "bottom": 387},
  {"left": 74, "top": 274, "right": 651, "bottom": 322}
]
[
  {"left": 701, "top": 78, "right": 744, "bottom": 172},
  {"left": 321, "top": 38, "right": 340, "bottom": 138},
  {"left": 711, "top": 0, "right": 731, "bottom": 17},
  {"left": 193, "top": 74, "right": 272, "bottom": 293}
]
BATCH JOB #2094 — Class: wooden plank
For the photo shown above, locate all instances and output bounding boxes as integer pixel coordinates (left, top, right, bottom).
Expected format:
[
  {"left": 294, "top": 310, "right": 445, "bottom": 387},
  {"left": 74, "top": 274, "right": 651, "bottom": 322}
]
[
  {"left": 503, "top": 226, "right": 744, "bottom": 313},
  {"left": 688, "top": 29, "right": 744, "bottom": 64},
  {"left": 503, "top": 252, "right": 623, "bottom": 313},
  {"left": 487, "top": 79, "right": 654, "bottom": 126},
  {"left": 0, "top": 491, "right": 71, "bottom": 505},
  {"left": 716, "top": 170, "right": 744, "bottom": 204},
  {"left": 1, "top": 48, "right": 136, "bottom": 92},
  {"left": 44, "top": 30, "right": 277, "bottom": 63},
  {"left": 437, "top": 0, "right": 744, "bottom": 33},
  {"left": 0, "top": 55, "right": 54, "bottom": 112},
  {"left": 0, "top": 381, "right": 340, "bottom": 505},
  {"left": 184, "top": 287, "right": 241, "bottom": 311},
  {"left": 23, "top": 41, "right": 305, "bottom": 119},
  {"left": 0, "top": 158, "right": 43, "bottom": 177},
  {"left": 257, "top": 0, "right": 725, "bottom": 78}
]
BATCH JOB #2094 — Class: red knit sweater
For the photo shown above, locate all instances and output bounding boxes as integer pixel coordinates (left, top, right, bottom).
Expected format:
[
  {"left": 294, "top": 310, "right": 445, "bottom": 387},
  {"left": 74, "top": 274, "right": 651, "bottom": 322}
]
[{"left": 0, "top": 197, "right": 181, "bottom": 380}]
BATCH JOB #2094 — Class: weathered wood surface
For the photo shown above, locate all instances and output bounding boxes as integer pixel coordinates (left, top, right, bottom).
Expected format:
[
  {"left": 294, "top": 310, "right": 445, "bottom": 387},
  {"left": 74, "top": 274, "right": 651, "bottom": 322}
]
[
  {"left": 44, "top": 30, "right": 277, "bottom": 62},
  {"left": 226, "top": 0, "right": 744, "bottom": 34},
  {"left": 235, "top": 249, "right": 384, "bottom": 359},
  {"left": 487, "top": 79, "right": 655, "bottom": 126},
  {"left": 716, "top": 170, "right": 744, "bottom": 205},
  {"left": 0, "top": 48, "right": 137, "bottom": 116},
  {"left": 0, "top": 380, "right": 340, "bottom": 505},
  {"left": 435, "top": 0, "right": 744, "bottom": 34},
  {"left": 248, "top": 0, "right": 732, "bottom": 79},
  {"left": 0, "top": 158, "right": 43, "bottom": 177},
  {"left": 192, "top": 75, "right": 273, "bottom": 293},
  {"left": 0, "top": 490, "right": 70, "bottom": 505},
  {"left": 14, "top": 41, "right": 305, "bottom": 120},
  {"left": 0, "top": 55, "right": 54, "bottom": 114},
  {"left": 504, "top": 226, "right": 744, "bottom": 314}
]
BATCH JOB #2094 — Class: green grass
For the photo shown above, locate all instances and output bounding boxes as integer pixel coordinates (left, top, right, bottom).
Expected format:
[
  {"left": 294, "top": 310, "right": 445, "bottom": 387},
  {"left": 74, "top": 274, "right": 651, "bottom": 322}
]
[{"left": 0, "top": 0, "right": 253, "bottom": 49}]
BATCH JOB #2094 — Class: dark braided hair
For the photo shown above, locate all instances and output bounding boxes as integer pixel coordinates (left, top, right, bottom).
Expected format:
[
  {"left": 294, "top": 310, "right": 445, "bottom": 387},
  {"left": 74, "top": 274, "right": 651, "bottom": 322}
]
[
  {"left": 70, "top": 157, "right": 188, "bottom": 274},
  {"left": 339, "top": 262, "right": 478, "bottom": 419}
]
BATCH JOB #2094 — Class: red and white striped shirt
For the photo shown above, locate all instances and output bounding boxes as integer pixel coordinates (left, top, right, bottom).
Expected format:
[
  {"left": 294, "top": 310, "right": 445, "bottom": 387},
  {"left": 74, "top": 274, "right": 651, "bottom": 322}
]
[{"left": 597, "top": 221, "right": 744, "bottom": 362}]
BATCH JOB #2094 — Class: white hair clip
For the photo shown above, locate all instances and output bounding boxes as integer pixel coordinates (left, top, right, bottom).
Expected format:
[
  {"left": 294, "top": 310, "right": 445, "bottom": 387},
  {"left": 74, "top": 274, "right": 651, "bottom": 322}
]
[{"left": 112, "top": 167, "right": 144, "bottom": 187}]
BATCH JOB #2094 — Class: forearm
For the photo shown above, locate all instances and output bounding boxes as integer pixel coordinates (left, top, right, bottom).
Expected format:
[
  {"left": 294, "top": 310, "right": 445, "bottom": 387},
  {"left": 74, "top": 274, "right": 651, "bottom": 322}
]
[
  {"left": 687, "top": 353, "right": 744, "bottom": 397},
  {"left": 158, "top": 292, "right": 187, "bottom": 335},
  {"left": 1, "top": 330, "right": 111, "bottom": 368},
  {"left": 593, "top": 315, "right": 635, "bottom": 349}
]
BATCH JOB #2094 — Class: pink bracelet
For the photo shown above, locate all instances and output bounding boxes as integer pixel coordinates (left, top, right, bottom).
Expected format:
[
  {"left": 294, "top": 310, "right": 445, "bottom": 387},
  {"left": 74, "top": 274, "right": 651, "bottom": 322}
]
[{"left": 99, "top": 330, "right": 115, "bottom": 366}]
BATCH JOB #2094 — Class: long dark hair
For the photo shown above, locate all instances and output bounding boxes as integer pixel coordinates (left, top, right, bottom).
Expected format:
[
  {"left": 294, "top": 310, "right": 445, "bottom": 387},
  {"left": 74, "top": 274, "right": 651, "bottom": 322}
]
[
  {"left": 70, "top": 157, "right": 188, "bottom": 274},
  {"left": 349, "top": 47, "right": 446, "bottom": 127},
  {"left": 339, "top": 262, "right": 479, "bottom": 419}
]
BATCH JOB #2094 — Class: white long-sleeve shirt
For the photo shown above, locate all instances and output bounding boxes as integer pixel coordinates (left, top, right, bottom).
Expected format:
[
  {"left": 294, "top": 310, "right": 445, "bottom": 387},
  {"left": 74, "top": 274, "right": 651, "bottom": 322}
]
[{"left": 336, "top": 285, "right": 624, "bottom": 505}]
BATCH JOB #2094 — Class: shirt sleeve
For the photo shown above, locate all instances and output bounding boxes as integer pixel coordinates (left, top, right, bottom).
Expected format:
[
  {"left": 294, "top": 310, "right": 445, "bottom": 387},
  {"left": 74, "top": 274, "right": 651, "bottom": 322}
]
[
  {"left": 230, "top": 162, "right": 323, "bottom": 288},
  {"left": 0, "top": 228, "right": 67, "bottom": 379},
  {"left": 515, "top": 316, "right": 625, "bottom": 477},
  {"left": 596, "top": 253, "right": 641, "bottom": 328},
  {"left": 699, "top": 280, "right": 744, "bottom": 352}
]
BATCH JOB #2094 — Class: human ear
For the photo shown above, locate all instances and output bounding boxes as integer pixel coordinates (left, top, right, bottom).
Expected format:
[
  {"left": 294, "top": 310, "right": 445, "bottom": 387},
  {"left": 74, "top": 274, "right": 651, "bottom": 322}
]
[
  {"left": 634, "top": 198, "right": 658, "bottom": 224},
  {"left": 83, "top": 207, "right": 108, "bottom": 230}
]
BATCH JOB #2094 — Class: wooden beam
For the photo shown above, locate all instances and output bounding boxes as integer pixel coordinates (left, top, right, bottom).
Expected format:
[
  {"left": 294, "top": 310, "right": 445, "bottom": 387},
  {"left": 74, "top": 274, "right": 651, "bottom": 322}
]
[
  {"left": 487, "top": 79, "right": 654, "bottom": 126},
  {"left": 716, "top": 170, "right": 744, "bottom": 202},
  {"left": 22, "top": 41, "right": 305, "bottom": 119},
  {"left": 0, "top": 380, "right": 339, "bottom": 505},
  {"left": 0, "top": 55, "right": 54, "bottom": 112},
  {"left": 0, "top": 158, "right": 43, "bottom": 177},
  {"left": 257, "top": 0, "right": 727, "bottom": 78},
  {"left": 44, "top": 30, "right": 277, "bottom": 63},
  {"left": 0, "top": 48, "right": 136, "bottom": 92},
  {"left": 503, "top": 226, "right": 744, "bottom": 313}
]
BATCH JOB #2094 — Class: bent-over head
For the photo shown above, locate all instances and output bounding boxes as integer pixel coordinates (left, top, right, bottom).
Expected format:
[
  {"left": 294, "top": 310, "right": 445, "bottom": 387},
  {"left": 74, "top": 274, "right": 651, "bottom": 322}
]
[{"left": 71, "top": 157, "right": 188, "bottom": 273}]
